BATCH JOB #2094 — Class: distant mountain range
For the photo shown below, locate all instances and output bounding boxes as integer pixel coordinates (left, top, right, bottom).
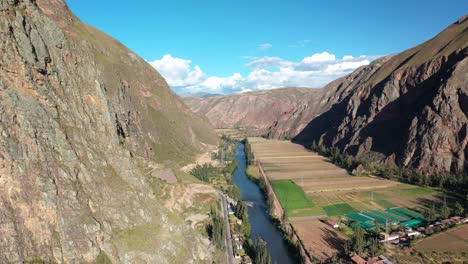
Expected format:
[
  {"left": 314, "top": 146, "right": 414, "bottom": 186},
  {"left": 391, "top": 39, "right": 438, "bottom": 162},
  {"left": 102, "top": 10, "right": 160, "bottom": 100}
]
[
  {"left": 180, "top": 91, "right": 223, "bottom": 98},
  {"left": 185, "top": 15, "right": 468, "bottom": 174}
]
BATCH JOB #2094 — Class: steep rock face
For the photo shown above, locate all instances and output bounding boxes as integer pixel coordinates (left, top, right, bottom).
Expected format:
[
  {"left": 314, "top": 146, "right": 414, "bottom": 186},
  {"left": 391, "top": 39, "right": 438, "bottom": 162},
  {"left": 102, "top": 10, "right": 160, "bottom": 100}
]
[
  {"left": 184, "top": 88, "right": 320, "bottom": 138},
  {"left": 295, "top": 16, "right": 468, "bottom": 173},
  {"left": 0, "top": 0, "right": 217, "bottom": 263}
]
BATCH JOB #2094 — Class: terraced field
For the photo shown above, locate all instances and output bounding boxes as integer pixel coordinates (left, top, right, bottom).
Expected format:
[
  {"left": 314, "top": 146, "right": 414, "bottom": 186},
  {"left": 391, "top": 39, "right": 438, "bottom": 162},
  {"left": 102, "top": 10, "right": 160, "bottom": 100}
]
[
  {"left": 247, "top": 137, "right": 445, "bottom": 261},
  {"left": 248, "top": 137, "right": 441, "bottom": 217}
]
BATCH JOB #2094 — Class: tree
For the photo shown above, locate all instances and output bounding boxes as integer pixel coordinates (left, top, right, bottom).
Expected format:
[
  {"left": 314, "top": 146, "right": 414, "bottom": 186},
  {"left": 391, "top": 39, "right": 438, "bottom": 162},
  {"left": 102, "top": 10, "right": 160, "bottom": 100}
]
[
  {"left": 368, "top": 237, "right": 383, "bottom": 256},
  {"left": 209, "top": 206, "right": 226, "bottom": 250},
  {"left": 426, "top": 202, "right": 437, "bottom": 222},
  {"left": 254, "top": 236, "right": 272, "bottom": 264},
  {"left": 454, "top": 201, "right": 464, "bottom": 216},
  {"left": 353, "top": 227, "right": 366, "bottom": 254},
  {"left": 441, "top": 197, "right": 451, "bottom": 219},
  {"left": 228, "top": 185, "right": 242, "bottom": 201}
]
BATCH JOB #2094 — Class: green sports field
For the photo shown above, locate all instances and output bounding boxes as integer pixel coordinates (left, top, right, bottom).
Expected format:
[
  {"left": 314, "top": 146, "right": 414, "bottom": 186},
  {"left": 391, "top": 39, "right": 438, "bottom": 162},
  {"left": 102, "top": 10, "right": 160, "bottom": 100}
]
[{"left": 271, "top": 179, "right": 314, "bottom": 216}]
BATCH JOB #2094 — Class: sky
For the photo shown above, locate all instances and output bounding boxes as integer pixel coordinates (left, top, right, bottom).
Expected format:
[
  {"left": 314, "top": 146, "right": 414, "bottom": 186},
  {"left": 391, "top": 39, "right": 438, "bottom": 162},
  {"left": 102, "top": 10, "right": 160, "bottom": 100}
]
[{"left": 67, "top": 0, "right": 467, "bottom": 94}]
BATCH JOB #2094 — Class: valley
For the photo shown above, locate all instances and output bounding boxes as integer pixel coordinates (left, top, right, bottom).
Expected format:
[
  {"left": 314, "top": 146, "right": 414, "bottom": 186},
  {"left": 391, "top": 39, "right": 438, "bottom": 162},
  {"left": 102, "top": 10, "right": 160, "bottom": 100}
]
[{"left": 0, "top": 0, "right": 466, "bottom": 263}]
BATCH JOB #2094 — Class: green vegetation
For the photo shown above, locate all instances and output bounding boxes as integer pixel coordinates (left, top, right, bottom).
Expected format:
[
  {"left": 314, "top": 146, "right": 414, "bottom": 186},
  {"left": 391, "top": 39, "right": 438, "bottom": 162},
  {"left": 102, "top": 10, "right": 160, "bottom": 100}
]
[
  {"left": 95, "top": 251, "right": 112, "bottom": 264},
  {"left": 235, "top": 201, "right": 252, "bottom": 237},
  {"left": 208, "top": 206, "right": 226, "bottom": 250},
  {"left": 344, "top": 227, "right": 384, "bottom": 256},
  {"left": 27, "top": 259, "right": 55, "bottom": 264},
  {"left": 254, "top": 236, "right": 272, "bottom": 264},
  {"left": 213, "top": 134, "right": 236, "bottom": 162},
  {"left": 271, "top": 180, "right": 314, "bottom": 215},
  {"left": 310, "top": 141, "right": 468, "bottom": 195},
  {"left": 190, "top": 164, "right": 220, "bottom": 183},
  {"left": 392, "top": 186, "right": 434, "bottom": 196},
  {"left": 323, "top": 203, "right": 359, "bottom": 216},
  {"left": 223, "top": 159, "right": 238, "bottom": 176},
  {"left": 246, "top": 165, "right": 261, "bottom": 180},
  {"left": 244, "top": 138, "right": 255, "bottom": 165}
]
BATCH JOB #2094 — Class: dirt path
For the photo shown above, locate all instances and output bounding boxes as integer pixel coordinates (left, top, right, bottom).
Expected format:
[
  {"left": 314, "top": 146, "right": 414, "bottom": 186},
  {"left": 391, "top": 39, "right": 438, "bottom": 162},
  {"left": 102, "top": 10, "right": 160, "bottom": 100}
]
[{"left": 220, "top": 192, "right": 235, "bottom": 264}]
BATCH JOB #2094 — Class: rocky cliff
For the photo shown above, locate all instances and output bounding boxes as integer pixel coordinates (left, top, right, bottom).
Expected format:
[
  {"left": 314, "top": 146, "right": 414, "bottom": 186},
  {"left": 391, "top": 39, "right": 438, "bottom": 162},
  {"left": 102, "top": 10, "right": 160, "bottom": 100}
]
[
  {"left": 184, "top": 88, "right": 320, "bottom": 138},
  {"left": 0, "top": 0, "right": 217, "bottom": 263},
  {"left": 295, "top": 16, "right": 468, "bottom": 173}
]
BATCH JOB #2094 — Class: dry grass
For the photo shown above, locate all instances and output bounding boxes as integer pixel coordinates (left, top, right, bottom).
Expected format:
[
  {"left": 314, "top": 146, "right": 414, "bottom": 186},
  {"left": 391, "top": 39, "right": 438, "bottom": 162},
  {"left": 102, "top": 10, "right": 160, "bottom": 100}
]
[
  {"left": 292, "top": 220, "right": 347, "bottom": 261},
  {"left": 415, "top": 225, "right": 468, "bottom": 253}
]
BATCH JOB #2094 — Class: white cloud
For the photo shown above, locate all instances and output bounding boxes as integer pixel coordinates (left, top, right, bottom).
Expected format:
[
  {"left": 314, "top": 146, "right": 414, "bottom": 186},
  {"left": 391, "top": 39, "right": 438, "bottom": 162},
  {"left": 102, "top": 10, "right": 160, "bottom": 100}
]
[
  {"left": 149, "top": 52, "right": 379, "bottom": 94},
  {"left": 149, "top": 54, "right": 204, "bottom": 87},
  {"left": 302, "top": 51, "right": 336, "bottom": 63},
  {"left": 257, "top": 43, "right": 273, "bottom": 50}
]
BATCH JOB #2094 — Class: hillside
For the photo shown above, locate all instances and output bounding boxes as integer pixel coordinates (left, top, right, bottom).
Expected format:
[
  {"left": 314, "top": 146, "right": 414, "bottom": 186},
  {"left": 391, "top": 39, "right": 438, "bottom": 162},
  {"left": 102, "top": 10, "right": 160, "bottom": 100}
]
[
  {"left": 184, "top": 87, "right": 320, "bottom": 138},
  {"left": 294, "top": 15, "right": 468, "bottom": 174},
  {"left": 0, "top": 0, "right": 217, "bottom": 263}
]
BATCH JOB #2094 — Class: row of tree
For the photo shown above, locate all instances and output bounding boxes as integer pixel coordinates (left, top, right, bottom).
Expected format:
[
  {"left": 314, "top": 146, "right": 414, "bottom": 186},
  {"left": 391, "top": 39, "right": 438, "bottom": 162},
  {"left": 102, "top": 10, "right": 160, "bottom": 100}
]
[
  {"left": 208, "top": 206, "right": 226, "bottom": 250},
  {"left": 424, "top": 196, "right": 465, "bottom": 221},
  {"left": 310, "top": 141, "right": 468, "bottom": 195},
  {"left": 243, "top": 139, "right": 255, "bottom": 166},
  {"left": 234, "top": 201, "right": 252, "bottom": 237}
]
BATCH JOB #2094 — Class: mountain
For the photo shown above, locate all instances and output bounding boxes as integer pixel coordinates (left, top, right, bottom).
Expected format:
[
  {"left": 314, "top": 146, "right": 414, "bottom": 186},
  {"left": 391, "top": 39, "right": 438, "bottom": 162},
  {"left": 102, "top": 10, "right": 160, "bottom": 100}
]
[
  {"left": 179, "top": 92, "right": 222, "bottom": 98},
  {"left": 187, "top": 16, "right": 467, "bottom": 174},
  {"left": 0, "top": 0, "right": 217, "bottom": 263},
  {"left": 294, "top": 15, "right": 468, "bottom": 174},
  {"left": 184, "top": 87, "right": 320, "bottom": 138}
]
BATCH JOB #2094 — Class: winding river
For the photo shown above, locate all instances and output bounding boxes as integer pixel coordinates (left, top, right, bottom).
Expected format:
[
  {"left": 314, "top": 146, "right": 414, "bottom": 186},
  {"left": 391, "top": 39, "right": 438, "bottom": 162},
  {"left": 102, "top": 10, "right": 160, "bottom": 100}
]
[{"left": 231, "top": 143, "right": 295, "bottom": 264}]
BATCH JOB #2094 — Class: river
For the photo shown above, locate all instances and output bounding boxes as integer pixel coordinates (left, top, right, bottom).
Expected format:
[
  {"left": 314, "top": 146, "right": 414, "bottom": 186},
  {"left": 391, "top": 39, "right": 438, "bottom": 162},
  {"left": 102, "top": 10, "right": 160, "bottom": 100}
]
[{"left": 231, "top": 143, "right": 295, "bottom": 264}]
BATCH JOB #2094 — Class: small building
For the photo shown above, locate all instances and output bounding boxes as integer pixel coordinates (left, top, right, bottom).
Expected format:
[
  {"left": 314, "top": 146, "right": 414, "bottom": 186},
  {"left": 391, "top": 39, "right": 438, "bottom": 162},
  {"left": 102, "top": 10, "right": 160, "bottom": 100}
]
[
  {"left": 379, "top": 232, "right": 399, "bottom": 242},
  {"left": 327, "top": 220, "right": 340, "bottom": 228},
  {"left": 451, "top": 216, "right": 462, "bottom": 222},
  {"left": 407, "top": 231, "right": 421, "bottom": 237},
  {"left": 234, "top": 242, "right": 243, "bottom": 251},
  {"left": 350, "top": 253, "right": 367, "bottom": 264},
  {"left": 236, "top": 219, "right": 243, "bottom": 225},
  {"left": 461, "top": 217, "right": 468, "bottom": 223},
  {"left": 441, "top": 219, "right": 452, "bottom": 225}
]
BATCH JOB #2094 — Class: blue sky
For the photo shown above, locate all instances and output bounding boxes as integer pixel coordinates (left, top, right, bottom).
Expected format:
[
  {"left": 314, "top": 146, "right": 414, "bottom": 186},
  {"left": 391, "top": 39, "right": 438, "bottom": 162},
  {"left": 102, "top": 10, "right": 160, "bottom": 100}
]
[{"left": 67, "top": 0, "right": 467, "bottom": 94}]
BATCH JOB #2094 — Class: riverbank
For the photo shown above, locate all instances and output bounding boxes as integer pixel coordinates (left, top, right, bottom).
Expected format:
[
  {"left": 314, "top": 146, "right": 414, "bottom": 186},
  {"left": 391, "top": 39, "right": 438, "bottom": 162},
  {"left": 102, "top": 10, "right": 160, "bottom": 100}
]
[{"left": 232, "top": 143, "right": 296, "bottom": 264}]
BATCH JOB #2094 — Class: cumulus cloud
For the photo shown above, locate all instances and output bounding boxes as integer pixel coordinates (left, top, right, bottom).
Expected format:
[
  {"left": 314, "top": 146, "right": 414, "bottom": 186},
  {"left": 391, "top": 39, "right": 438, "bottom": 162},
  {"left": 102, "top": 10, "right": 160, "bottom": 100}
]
[
  {"left": 149, "top": 54, "right": 204, "bottom": 87},
  {"left": 257, "top": 43, "right": 273, "bottom": 50},
  {"left": 302, "top": 51, "right": 336, "bottom": 63},
  {"left": 149, "top": 52, "right": 379, "bottom": 94}
]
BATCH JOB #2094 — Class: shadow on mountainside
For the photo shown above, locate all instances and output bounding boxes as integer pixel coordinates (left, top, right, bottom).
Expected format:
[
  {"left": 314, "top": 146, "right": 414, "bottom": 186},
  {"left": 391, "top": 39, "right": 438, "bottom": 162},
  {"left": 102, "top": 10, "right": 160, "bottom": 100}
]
[{"left": 292, "top": 49, "right": 466, "bottom": 167}]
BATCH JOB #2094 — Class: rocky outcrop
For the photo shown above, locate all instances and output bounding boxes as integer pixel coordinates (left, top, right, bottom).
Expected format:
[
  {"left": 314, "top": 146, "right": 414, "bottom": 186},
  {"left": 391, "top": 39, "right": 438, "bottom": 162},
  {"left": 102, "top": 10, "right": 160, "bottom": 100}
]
[
  {"left": 184, "top": 87, "right": 321, "bottom": 138},
  {"left": 295, "top": 16, "right": 468, "bottom": 174},
  {"left": 0, "top": 0, "right": 217, "bottom": 263}
]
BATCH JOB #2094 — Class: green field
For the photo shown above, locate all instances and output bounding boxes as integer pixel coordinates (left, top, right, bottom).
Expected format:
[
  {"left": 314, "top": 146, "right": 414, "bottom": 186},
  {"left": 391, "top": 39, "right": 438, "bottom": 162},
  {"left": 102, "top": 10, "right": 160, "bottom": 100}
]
[
  {"left": 392, "top": 186, "right": 434, "bottom": 196},
  {"left": 323, "top": 203, "right": 359, "bottom": 216},
  {"left": 271, "top": 179, "right": 314, "bottom": 215}
]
